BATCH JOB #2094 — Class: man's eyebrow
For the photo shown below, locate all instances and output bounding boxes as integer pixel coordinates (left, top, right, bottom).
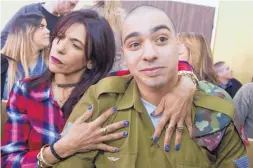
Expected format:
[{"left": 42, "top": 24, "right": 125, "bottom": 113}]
[
  {"left": 150, "top": 25, "right": 171, "bottom": 34},
  {"left": 123, "top": 32, "right": 141, "bottom": 44}
]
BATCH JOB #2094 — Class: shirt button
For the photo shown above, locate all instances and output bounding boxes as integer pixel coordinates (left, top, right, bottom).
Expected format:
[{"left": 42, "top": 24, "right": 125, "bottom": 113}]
[{"left": 194, "top": 96, "right": 199, "bottom": 101}]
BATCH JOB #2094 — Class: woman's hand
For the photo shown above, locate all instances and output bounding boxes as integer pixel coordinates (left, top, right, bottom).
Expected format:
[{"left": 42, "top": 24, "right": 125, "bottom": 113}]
[
  {"left": 53, "top": 105, "right": 129, "bottom": 158},
  {"left": 152, "top": 76, "right": 196, "bottom": 151}
]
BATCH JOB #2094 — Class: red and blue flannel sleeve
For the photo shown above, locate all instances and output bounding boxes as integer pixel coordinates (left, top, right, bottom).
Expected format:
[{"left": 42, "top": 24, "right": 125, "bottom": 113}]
[{"left": 1, "top": 81, "right": 39, "bottom": 168}]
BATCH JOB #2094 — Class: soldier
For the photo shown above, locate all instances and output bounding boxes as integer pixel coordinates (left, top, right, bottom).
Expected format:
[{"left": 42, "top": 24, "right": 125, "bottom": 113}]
[{"left": 54, "top": 5, "right": 249, "bottom": 168}]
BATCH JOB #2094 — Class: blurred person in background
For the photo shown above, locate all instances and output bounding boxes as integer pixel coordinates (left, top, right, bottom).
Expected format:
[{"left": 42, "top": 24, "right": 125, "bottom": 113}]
[
  {"left": 214, "top": 61, "right": 242, "bottom": 98},
  {"left": 233, "top": 82, "right": 253, "bottom": 139},
  {"left": 1, "top": 12, "right": 50, "bottom": 99},
  {"left": 1, "top": 0, "right": 79, "bottom": 48}
]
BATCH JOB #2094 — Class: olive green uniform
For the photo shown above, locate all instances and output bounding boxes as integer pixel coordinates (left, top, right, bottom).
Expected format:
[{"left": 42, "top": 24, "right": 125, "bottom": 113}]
[{"left": 54, "top": 75, "right": 247, "bottom": 168}]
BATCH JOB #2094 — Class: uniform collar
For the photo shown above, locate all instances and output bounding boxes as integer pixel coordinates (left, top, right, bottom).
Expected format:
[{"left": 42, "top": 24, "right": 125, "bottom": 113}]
[{"left": 116, "top": 78, "right": 146, "bottom": 113}]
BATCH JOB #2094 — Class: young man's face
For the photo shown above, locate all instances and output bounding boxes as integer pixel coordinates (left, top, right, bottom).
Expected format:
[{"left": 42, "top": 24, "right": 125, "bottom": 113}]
[
  {"left": 121, "top": 9, "right": 179, "bottom": 89},
  {"left": 218, "top": 64, "right": 233, "bottom": 80}
]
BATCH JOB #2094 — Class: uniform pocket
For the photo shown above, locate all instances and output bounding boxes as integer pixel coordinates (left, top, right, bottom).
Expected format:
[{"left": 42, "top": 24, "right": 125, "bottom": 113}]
[{"left": 95, "top": 152, "right": 137, "bottom": 168}]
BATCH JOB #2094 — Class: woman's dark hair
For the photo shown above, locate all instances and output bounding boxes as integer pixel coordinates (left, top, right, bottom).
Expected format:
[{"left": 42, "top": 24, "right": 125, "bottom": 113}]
[
  {"left": 10, "top": 12, "right": 45, "bottom": 33},
  {"left": 28, "top": 9, "right": 115, "bottom": 118}
]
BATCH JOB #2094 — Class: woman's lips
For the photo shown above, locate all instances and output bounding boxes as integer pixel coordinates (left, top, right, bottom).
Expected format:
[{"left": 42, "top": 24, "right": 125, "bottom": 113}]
[{"left": 51, "top": 56, "right": 63, "bottom": 64}]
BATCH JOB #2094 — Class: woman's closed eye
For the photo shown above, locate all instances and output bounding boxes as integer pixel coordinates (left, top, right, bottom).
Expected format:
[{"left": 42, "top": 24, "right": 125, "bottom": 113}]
[{"left": 72, "top": 43, "right": 82, "bottom": 50}]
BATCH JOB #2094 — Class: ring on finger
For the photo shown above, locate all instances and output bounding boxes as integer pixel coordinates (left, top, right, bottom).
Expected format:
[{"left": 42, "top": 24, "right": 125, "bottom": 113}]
[
  {"left": 176, "top": 125, "right": 184, "bottom": 133},
  {"left": 100, "top": 127, "right": 108, "bottom": 136}
]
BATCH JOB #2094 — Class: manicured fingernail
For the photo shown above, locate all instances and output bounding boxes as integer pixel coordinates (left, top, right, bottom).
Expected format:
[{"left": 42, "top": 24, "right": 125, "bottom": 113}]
[
  {"left": 165, "top": 145, "right": 170, "bottom": 152},
  {"left": 150, "top": 112, "right": 155, "bottom": 116},
  {"left": 114, "top": 149, "right": 120, "bottom": 153},
  {"left": 175, "top": 144, "right": 180, "bottom": 151},
  {"left": 123, "top": 132, "right": 128, "bottom": 137},
  {"left": 124, "top": 121, "right": 129, "bottom": 127},
  {"left": 113, "top": 106, "right": 117, "bottom": 112},
  {"left": 88, "top": 105, "right": 92, "bottom": 110},
  {"left": 153, "top": 137, "right": 159, "bottom": 143}
]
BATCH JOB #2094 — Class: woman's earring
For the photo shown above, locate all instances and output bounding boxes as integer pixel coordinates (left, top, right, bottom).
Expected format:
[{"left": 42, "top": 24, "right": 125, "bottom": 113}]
[{"left": 87, "top": 62, "right": 93, "bottom": 70}]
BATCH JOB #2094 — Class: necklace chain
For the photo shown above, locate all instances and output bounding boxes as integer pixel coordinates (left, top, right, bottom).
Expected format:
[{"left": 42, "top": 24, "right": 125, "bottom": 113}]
[{"left": 52, "top": 82, "right": 74, "bottom": 106}]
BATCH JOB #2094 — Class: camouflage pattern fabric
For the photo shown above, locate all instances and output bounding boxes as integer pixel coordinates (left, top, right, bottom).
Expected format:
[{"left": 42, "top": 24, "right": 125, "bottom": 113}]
[{"left": 193, "top": 81, "right": 233, "bottom": 151}]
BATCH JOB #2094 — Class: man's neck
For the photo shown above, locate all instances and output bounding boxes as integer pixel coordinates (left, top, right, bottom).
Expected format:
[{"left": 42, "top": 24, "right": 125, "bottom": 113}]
[{"left": 137, "top": 75, "right": 178, "bottom": 106}]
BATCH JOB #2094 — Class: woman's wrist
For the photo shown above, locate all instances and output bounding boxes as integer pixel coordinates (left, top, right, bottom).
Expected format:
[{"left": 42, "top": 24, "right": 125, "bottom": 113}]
[
  {"left": 42, "top": 139, "right": 74, "bottom": 165},
  {"left": 53, "top": 139, "right": 75, "bottom": 158},
  {"left": 177, "top": 76, "right": 196, "bottom": 96}
]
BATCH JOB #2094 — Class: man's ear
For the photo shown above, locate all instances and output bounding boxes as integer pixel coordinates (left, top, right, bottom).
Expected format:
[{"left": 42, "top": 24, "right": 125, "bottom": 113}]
[
  {"left": 176, "top": 34, "right": 182, "bottom": 51},
  {"left": 176, "top": 33, "right": 181, "bottom": 44},
  {"left": 178, "top": 43, "right": 185, "bottom": 55},
  {"left": 121, "top": 46, "right": 125, "bottom": 57}
]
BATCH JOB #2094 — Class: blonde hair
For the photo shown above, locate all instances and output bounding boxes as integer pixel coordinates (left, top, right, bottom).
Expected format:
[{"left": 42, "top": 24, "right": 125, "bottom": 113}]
[
  {"left": 178, "top": 32, "right": 217, "bottom": 84},
  {"left": 92, "top": 1, "right": 125, "bottom": 33},
  {"left": 1, "top": 21, "right": 47, "bottom": 96}
]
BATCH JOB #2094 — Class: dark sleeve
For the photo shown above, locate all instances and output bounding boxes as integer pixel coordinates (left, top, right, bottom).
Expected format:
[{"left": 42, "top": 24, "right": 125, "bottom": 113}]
[
  {"left": 233, "top": 78, "right": 242, "bottom": 89},
  {"left": 1, "top": 5, "right": 28, "bottom": 48},
  {"left": 1, "top": 56, "right": 8, "bottom": 100},
  {"left": 235, "top": 78, "right": 242, "bottom": 86}
]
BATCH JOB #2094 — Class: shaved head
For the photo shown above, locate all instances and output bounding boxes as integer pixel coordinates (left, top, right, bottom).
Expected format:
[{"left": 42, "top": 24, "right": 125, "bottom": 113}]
[{"left": 123, "top": 5, "right": 176, "bottom": 35}]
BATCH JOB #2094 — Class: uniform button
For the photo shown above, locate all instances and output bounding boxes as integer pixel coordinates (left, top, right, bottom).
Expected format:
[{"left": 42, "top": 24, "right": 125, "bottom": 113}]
[{"left": 194, "top": 96, "right": 199, "bottom": 101}]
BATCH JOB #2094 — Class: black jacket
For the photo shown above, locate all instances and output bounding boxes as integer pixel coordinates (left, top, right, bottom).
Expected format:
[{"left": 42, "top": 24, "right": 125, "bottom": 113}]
[
  {"left": 1, "top": 55, "right": 9, "bottom": 100},
  {"left": 225, "top": 78, "right": 242, "bottom": 98}
]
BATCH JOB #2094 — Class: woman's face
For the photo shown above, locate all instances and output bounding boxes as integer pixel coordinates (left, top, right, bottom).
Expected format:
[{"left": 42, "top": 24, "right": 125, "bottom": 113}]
[
  {"left": 49, "top": 23, "right": 89, "bottom": 75},
  {"left": 33, "top": 18, "right": 50, "bottom": 50}
]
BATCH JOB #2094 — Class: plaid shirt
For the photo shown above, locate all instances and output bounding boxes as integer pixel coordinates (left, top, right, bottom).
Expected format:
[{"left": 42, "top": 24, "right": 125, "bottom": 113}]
[
  {"left": 1, "top": 79, "right": 65, "bottom": 168},
  {"left": 1, "top": 61, "right": 192, "bottom": 168}
]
